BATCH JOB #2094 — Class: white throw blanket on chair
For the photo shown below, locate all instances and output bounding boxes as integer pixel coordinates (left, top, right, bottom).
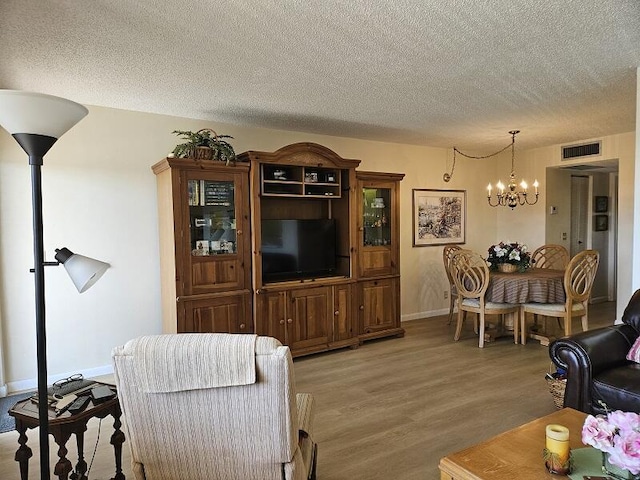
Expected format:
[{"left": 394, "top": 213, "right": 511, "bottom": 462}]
[{"left": 131, "top": 333, "right": 257, "bottom": 393}]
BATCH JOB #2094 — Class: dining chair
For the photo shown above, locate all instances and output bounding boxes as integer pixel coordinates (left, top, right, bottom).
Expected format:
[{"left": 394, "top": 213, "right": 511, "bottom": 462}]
[
  {"left": 443, "top": 245, "right": 462, "bottom": 324},
  {"left": 520, "top": 249, "right": 600, "bottom": 344},
  {"left": 450, "top": 249, "right": 521, "bottom": 348},
  {"left": 531, "top": 244, "right": 570, "bottom": 270}
]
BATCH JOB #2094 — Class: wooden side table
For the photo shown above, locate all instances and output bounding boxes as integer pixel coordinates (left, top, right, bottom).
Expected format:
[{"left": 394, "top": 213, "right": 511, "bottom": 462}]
[{"left": 8, "top": 382, "right": 126, "bottom": 480}]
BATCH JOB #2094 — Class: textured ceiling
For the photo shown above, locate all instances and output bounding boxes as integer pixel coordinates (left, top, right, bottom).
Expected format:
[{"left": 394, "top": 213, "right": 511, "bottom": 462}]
[{"left": 1, "top": 0, "right": 639, "bottom": 152}]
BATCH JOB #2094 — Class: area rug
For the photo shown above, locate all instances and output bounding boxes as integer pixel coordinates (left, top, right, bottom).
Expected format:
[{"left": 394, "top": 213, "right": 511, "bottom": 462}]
[{"left": 0, "top": 392, "right": 34, "bottom": 434}]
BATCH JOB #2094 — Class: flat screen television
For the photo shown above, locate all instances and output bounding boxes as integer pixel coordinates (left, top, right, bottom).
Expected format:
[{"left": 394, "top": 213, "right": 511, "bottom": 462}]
[{"left": 261, "top": 219, "right": 337, "bottom": 282}]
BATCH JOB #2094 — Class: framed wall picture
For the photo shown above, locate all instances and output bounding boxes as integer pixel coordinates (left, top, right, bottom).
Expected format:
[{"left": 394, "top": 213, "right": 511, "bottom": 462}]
[
  {"left": 594, "top": 196, "right": 608, "bottom": 213},
  {"left": 595, "top": 214, "right": 608, "bottom": 232},
  {"left": 413, "top": 189, "right": 466, "bottom": 246}
]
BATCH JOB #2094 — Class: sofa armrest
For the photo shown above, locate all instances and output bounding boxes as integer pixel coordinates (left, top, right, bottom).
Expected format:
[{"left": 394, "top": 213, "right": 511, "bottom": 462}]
[{"left": 549, "top": 324, "right": 638, "bottom": 412}]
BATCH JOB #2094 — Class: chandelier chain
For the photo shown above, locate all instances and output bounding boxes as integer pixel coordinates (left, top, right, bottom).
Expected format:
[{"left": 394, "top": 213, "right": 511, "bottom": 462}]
[{"left": 444, "top": 135, "right": 515, "bottom": 182}]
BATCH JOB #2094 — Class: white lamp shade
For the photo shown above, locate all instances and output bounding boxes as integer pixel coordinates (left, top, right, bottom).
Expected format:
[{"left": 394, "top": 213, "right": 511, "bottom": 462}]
[
  {"left": 62, "top": 254, "right": 110, "bottom": 293},
  {"left": 0, "top": 90, "right": 88, "bottom": 138}
]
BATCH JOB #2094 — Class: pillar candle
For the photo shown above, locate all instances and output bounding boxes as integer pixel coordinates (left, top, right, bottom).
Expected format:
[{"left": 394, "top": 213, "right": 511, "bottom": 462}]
[{"left": 546, "top": 424, "right": 570, "bottom": 463}]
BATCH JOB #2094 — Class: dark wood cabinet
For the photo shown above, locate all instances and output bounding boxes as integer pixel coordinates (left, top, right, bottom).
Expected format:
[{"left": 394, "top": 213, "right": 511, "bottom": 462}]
[
  {"left": 152, "top": 158, "right": 251, "bottom": 334},
  {"left": 152, "top": 144, "right": 403, "bottom": 355},
  {"left": 179, "top": 292, "right": 251, "bottom": 333},
  {"left": 358, "top": 277, "right": 403, "bottom": 339},
  {"left": 255, "top": 285, "right": 335, "bottom": 356},
  {"left": 356, "top": 171, "right": 404, "bottom": 340}
]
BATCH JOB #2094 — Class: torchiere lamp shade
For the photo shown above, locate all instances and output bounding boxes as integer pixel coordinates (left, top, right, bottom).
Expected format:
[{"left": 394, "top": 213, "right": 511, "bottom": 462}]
[
  {"left": 55, "top": 248, "right": 110, "bottom": 293},
  {"left": 0, "top": 90, "right": 88, "bottom": 138}
]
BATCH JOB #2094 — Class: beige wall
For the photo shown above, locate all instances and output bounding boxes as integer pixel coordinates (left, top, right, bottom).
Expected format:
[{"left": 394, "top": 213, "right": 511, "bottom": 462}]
[{"left": 0, "top": 103, "right": 636, "bottom": 392}]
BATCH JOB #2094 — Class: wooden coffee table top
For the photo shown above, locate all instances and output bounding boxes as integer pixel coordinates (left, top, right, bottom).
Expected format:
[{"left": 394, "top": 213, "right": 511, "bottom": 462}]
[{"left": 439, "top": 408, "right": 588, "bottom": 480}]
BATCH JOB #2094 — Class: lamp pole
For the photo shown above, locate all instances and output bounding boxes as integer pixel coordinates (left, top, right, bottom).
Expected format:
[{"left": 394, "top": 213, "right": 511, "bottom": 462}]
[{"left": 14, "top": 133, "right": 58, "bottom": 479}]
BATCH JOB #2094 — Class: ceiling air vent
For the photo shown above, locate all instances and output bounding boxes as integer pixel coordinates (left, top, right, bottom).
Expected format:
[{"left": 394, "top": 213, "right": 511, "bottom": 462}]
[{"left": 562, "top": 141, "right": 601, "bottom": 160}]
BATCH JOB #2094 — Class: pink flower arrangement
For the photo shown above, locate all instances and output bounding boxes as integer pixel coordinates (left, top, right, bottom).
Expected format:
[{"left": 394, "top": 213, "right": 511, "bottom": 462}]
[{"left": 582, "top": 410, "right": 640, "bottom": 475}]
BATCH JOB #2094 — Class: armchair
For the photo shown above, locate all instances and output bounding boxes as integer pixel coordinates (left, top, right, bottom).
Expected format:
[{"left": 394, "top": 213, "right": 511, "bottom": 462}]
[
  {"left": 112, "top": 334, "right": 317, "bottom": 480},
  {"left": 549, "top": 290, "right": 640, "bottom": 414}
]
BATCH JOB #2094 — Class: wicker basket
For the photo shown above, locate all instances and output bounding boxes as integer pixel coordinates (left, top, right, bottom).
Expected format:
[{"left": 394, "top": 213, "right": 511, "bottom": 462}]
[
  {"left": 498, "top": 263, "right": 518, "bottom": 273},
  {"left": 192, "top": 145, "right": 214, "bottom": 160},
  {"left": 546, "top": 377, "right": 567, "bottom": 409},
  {"left": 189, "top": 129, "right": 218, "bottom": 160}
]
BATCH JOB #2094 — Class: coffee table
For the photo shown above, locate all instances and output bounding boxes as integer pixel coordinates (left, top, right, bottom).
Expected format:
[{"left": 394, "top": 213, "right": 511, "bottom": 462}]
[{"left": 439, "top": 408, "right": 587, "bottom": 480}]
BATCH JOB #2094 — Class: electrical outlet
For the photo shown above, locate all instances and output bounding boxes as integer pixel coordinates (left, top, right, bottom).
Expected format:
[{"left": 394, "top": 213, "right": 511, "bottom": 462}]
[{"left": 444, "top": 290, "right": 449, "bottom": 299}]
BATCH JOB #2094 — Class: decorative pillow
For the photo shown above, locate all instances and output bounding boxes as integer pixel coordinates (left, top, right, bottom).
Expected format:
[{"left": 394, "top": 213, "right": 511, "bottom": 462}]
[{"left": 627, "top": 336, "right": 640, "bottom": 363}]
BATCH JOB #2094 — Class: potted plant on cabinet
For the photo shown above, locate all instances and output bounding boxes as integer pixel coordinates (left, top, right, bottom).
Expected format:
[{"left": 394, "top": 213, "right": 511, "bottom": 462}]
[{"left": 171, "top": 128, "right": 236, "bottom": 165}]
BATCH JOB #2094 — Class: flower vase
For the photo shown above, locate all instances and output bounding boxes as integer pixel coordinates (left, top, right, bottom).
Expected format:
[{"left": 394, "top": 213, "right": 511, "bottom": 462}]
[
  {"left": 602, "top": 452, "right": 640, "bottom": 480},
  {"left": 498, "top": 263, "right": 518, "bottom": 273}
]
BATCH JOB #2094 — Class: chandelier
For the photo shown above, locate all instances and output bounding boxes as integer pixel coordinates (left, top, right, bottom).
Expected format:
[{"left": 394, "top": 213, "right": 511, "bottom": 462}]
[
  {"left": 487, "top": 130, "right": 538, "bottom": 208},
  {"left": 443, "top": 130, "right": 539, "bottom": 209}
]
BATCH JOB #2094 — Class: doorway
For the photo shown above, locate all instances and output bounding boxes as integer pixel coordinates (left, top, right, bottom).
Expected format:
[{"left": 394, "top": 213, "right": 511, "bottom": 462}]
[
  {"left": 546, "top": 160, "right": 618, "bottom": 303},
  {"left": 570, "top": 175, "right": 589, "bottom": 257}
]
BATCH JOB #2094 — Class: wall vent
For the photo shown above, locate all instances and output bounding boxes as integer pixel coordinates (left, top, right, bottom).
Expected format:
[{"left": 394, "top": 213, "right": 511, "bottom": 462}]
[{"left": 562, "top": 141, "right": 601, "bottom": 160}]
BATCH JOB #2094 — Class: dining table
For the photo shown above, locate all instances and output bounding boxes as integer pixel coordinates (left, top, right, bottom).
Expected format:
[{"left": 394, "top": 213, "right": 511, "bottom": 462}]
[
  {"left": 486, "top": 268, "right": 565, "bottom": 304},
  {"left": 485, "top": 267, "right": 565, "bottom": 345}
]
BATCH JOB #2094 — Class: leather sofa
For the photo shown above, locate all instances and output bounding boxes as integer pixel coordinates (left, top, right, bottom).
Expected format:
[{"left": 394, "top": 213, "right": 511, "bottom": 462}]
[{"left": 549, "top": 289, "right": 640, "bottom": 414}]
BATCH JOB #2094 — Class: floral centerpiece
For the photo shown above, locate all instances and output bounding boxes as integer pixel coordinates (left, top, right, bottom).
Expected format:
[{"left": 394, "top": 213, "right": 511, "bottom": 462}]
[
  {"left": 582, "top": 410, "right": 640, "bottom": 479},
  {"left": 486, "top": 241, "right": 531, "bottom": 272}
]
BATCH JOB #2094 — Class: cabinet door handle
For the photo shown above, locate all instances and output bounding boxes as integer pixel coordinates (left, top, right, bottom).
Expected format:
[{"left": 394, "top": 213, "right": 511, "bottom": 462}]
[
  {"left": 334, "top": 310, "right": 339, "bottom": 316},
  {"left": 237, "top": 230, "right": 242, "bottom": 235},
  {"left": 287, "top": 318, "right": 293, "bottom": 324},
  {"left": 279, "top": 319, "right": 285, "bottom": 325},
  {"left": 359, "top": 305, "right": 364, "bottom": 310},
  {"left": 239, "top": 323, "right": 246, "bottom": 329}
]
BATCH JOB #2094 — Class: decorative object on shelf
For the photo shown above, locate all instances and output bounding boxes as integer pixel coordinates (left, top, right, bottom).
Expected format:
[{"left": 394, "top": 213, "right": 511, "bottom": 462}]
[
  {"left": 371, "top": 197, "right": 385, "bottom": 208},
  {"left": 171, "top": 128, "right": 236, "bottom": 165},
  {"left": 0, "top": 90, "right": 110, "bottom": 480},
  {"left": 582, "top": 409, "right": 640, "bottom": 479},
  {"left": 543, "top": 424, "right": 573, "bottom": 475},
  {"left": 486, "top": 241, "right": 531, "bottom": 272},
  {"left": 412, "top": 189, "right": 466, "bottom": 247}
]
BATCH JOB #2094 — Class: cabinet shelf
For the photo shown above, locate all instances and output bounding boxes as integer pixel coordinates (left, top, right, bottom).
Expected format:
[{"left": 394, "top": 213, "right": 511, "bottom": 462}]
[{"left": 261, "top": 164, "right": 341, "bottom": 198}]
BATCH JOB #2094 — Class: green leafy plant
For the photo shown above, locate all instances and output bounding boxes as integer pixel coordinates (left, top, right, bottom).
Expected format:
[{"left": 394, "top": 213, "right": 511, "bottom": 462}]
[{"left": 171, "top": 129, "right": 236, "bottom": 165}]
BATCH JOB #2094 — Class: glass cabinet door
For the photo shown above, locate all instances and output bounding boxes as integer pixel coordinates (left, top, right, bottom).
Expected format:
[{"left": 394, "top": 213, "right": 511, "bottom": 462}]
[
  {"left": 188, "top": 179, "right": 237, "bottom": 256},
  {"left": 362, "top": 187, "right": 391, "bottom": 247}
]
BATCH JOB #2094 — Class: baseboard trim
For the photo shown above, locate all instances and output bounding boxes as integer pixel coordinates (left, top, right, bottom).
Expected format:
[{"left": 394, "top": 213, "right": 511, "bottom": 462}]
[
  {"left": 402, "top": 308, "right": 451, "bottom": 322},
  {"left": 6, "top": 364, "right": 114, "bottom": 395}
]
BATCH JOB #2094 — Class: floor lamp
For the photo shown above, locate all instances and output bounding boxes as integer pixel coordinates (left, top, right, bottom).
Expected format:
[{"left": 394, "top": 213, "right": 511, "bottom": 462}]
[{"left": 0, "top": 90, "right": 110, "bottom": 480}]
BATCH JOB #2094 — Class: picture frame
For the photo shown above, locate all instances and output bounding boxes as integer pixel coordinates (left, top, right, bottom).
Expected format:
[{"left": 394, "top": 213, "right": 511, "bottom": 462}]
[
  {"left": 413, "top": 189, "right": 466, "bottom": 246},
  {"left": 594, "top": 196, "right": 608, "bottom": 213},
  {"left": 595, "top": 214, "right": 608, "bottom": 232}
]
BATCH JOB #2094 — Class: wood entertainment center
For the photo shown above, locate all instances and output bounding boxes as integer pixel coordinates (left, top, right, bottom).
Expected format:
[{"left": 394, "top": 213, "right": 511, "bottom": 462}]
[{"left": 153, "top": 142, "right": 404, "bottom": 357}]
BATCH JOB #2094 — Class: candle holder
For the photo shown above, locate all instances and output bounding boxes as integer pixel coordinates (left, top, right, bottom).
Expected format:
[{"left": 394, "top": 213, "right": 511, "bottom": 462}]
[{"left": 543, "top": 447, "right": 573, "bottom": 475}]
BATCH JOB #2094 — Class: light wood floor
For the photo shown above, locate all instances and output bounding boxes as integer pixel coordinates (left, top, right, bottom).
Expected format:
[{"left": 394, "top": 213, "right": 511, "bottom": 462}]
[{"left": 0, "top": 303, "right": 616, "bottom": 479}]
